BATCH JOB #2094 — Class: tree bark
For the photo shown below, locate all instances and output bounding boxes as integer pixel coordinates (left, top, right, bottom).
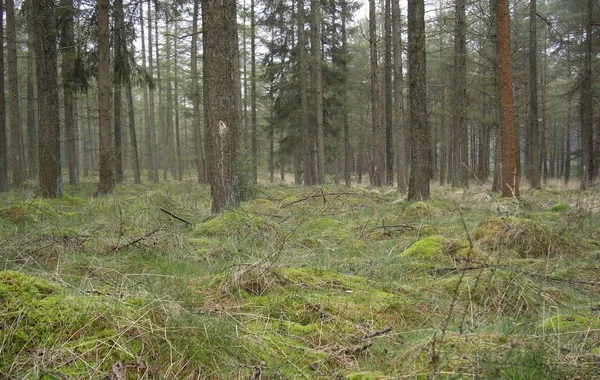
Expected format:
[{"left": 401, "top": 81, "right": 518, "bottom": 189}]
[
  {"left": 26, "top": 0, "right": 38, "bottom": 181},
  {"left": 579, "top": 0, "right": 594, "bottom": 189},
  {"left": 6, "top": 0, "right": 26, "bottom": 186},
  {"left": 173, "top": 24, "right": 183, "bottom": 181},
  {"left": 97, "top": 0, "right": 114, "bottom": 194},
  {"left": 126, "top": 78, "right": 141, "bottom": 184},
  {"left": 342, "top": 0, "right": 351, "bottom": 187},
  {"left": 147, "top": 0, "right": 158, "bottom": 183},
  {"left": 310, "top": 0, "right": 325, "bottom": 184},
  {"left": 202, "top": 0, "right": 241, "bottom": 213},
  {"left": 407, "top": 0, "right": 430, "bottom": 201},
  {"left": 32, "top": 0, "right": 62, "bottom": 197},
  {"left": 191, "top": 0, "right": 206, "bottom": 183},
  {"left": 0, "top": 0, "right": 7, "bottom": 192},
  {"left": 497, "top": 0, "right": 518, "bottom": 198},
  {"left": 113, "top": 85, "right": 123, "bottom": 183},
  {"left": 251, "top": 0, "right": 258, "bottom": 184},
  {"left": 384, "top": 0, "right": 394, "bottom": 186},
  {"left": 139, "top": 3, "right": 155, "bottom": 183},
  {"left": 392, "top": 0, "right": 406, "bottom": 192},
  {"left": 165, "top": 21, "right": 176, "bottom": 180},
  {"left": 60, "top": 0, "right": 79, "bottom": 186},
  {"left": 452, "top": 0, "right": 468, "bottom": 188},
  {"left": 528, "top": 0, "right": 540, "bottom": 189},
  {"left": 298, "top": 0, "right": 312, "bottom": 185},
  {"left": 369, "top": 0, "right": 383, "bottom": 186}
]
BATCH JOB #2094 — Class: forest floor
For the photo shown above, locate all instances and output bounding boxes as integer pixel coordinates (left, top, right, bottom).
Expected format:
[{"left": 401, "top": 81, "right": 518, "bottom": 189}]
[{"left": 0, "top": 179, "right": 599, "bottom": 379}]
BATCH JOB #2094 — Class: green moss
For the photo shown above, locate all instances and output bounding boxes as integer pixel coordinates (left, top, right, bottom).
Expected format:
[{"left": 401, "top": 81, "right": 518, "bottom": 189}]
[
  {"left": 551, "top": 204, "right": 568, "bottom": 212},
  {"left": 298, "top": 217, "right": 352, "bottom": 241},
  {"left": 193, "top": 208, "right": 264, "bottom": 237},
  {"left": 472, "top": 217, "right": 580, "bottom": 257},
  {"left": 0, "top": 271, "right": 156, "bottom": 377},
  {"left": 537, "top": 314, "right": 600, "bottom": 332},
  {"left": 404, "top": 201, "right": 438, "bottom": 218},
  {"left": 401, "top": 236, "right": 446, "bottom": 258}
]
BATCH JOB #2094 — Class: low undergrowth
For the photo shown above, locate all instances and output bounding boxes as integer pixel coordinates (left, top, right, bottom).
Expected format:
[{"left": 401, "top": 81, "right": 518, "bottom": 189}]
[{"left": 0, "top": 179, "right": 599, "bottom": 379}]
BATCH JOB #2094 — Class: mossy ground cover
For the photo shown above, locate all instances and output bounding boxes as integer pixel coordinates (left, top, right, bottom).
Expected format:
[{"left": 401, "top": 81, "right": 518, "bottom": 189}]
[{"left": 0, "top": 180, "right": 599, "bottom": 379}]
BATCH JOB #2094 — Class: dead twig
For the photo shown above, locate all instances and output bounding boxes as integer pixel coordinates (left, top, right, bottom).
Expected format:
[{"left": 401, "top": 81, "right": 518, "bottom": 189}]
[
  {"left": 354, "top": 326, "right": 393, "bottom": 343},
  {"left": 159, "top": 208, "right": 192, "bottom": 225},
  {"left": 113, "top": 227, "right": 162, "bottom": 252}
]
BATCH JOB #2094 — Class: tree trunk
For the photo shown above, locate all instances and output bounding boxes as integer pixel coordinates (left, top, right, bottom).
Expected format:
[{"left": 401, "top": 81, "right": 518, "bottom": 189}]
[
  {"left": 528, "top": 0, "right": 540, "bottom": 189},
  {"left": 384, "top": 0, "right": 394, "bottom": 186},
  {"left": 113, "top": 86, "right": 123, "bottom": 183},
  {"left": 60, "top": 0, "right": 79, "bottom": 186},
  {"left": 541, "top": 46, "right": 549, "bottom": 183},
  {"left": 407, "top": 0, "right": 430, "bottom": 201},
  {"left": 580, "top": 0, "right": 594, "bottom": 189},
  {"left": 173, "top": 25, "right": 183, "bottom": 181},
  {"left": 139, "top": 3, "right": 155, "bottom": 183},
  {"left": 202, "top": 0, "right": 241, "bottom": 213},
  {"left": 357, "top": 107, "right": 365, "bottom": 184},
  {"left": 6, "top": 0, "right": 26, "bottom": 186},
  {"left": 392, "top": 0, "right": 406, "bottom": 192},
  {"left": 369, "top": 0, "right": 383, "bottom": 186},
  {"left": 0, "top": 0, "right": 7, "bottom": 192},
  {"left": 98, "top": 0, "right": 113, "bottom": 194},
  {"left": 497, "top": 0, "right": 518, "bottom": 198},
  {"left": 26, "top": 2, "right": 38, "bottom": 181},
  {"left": 251, "top": 0, "right": 258, "bottom": 184},
  {"left": 126, "top": 79, "right": 141, "bottom": 184},
  {"left": 147, "top": 0, "right": 158, "bottom": 183},
  {"left": 33, "top": 0, "right": 62, "bottom": 197},
  {"left": 165, "top": 22, "right": 176, "bottom": 180},
  {"left": 298, "top": 0, "right": 312, "bottom": 185},
  {"left": 452, "top": 0, "right": 468, "bottom": 188},
  {"left": 191, "top": 0, "right": 206, "bottom": 183},
  {"left": 342, "top": 0, "right": 351, "bottom": 187},
  {"left": 310, "top": 0, "right": 325, "bottom": 184},
  {"left": 564, "top": 44, "right": 572, "bottom": 184}
]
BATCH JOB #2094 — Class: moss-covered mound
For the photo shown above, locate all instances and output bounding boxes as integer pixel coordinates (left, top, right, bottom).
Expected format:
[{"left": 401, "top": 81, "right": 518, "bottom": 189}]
[
  {"left": 472, "top": 217, "right": 580, "bottom": 258},
  {"left": 0, "top": 271, "right": 156, "bottom": 378}
]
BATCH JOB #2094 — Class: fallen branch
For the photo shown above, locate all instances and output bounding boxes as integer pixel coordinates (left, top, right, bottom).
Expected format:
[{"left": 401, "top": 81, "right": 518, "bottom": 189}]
[
  {"left": 343, "top": 342, "right": 373, "bottom": 355},
  {"left": 368, "top": 224, "right": 414, "bottom": 235},
  {"left": 160, "top": 207, "right": 192, "bottom": 225},
  {"left": 355, "top": 326, "right": 393, "bottom": 342},
  {"left": 113, "top": 227, "right": 162, "bottom": 252}
]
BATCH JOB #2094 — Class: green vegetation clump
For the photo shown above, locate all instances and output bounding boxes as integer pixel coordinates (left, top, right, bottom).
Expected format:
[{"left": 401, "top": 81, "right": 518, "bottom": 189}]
[
  {"left": 193, "top": 208, "right": 265, "bottom": 237},
  {"left": 551, "top": 204, "right": 568, "bottom": 212},
  {"left": 472, "top": 217, "right": 580, "bottom": 257},
  {"left": 0, "top": 271, "right": 157, "bottom": 378}
]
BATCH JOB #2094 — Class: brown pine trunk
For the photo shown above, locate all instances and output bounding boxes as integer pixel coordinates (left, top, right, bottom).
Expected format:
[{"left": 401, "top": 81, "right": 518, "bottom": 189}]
[
  {"left": 497, "top": 0, "right": 518, "bottom": 198},
  {"left": 126, "top": 79, "right": 141, "bottom": 184},
  {"left": 173, "top": 25, "right": 183, "bottom": 181},
  {"left": 298, "top": 0, "right": 312, "bottom": 185},
  {"left": 26, "top": 4, "right": 38, "bottom": 181},
  {"left": 580, "top": 0, "right": 594, "bottom": 189},
  {"left": 33, "top": 0, "right": 62, "bottom": 197},
  {"left": 407, "top": 0, "right": 430, "bottom": 201},
  {"left": 251, "top": 0, "right": 258, "bottom": 184},
  {"left": 451, "top": 0, "right": 468, "bottom": 188},
  {"left": 342, "top": 0, "right": 351, "bottom": 187},
  {"left": 6, "top": 0, "right": 26, "bottom": 186},
  {"left": 147, "top": 0, "right": 158, "bottom": 183},
  {"left": 139, "top": 4, "right": 155, "bottom": 183},
  {"left": 311, "top": 0, "right": 325, "bottom": 184},
  {"left": 165, "top": 23, "right": 176, "bottom": 180},
  {"left": 202, "top": 0, "right": 241, "bottom": 213},
  {"left": 528, "top": 0, "right": 541, "bottom": 189},
  {"left": 564, "top": 44, "right": 572, "bottom": 184},
  {"left": 541, "top": 48, "right": 549, "bottom": 183},
  {"left": 98, "top": 0, "right": 114, "bottom": 194},
  {"left": 357, "top": 108, "right": 365, "bottom": 184},
  {"left": 113, "top": 86, "right": 123, "bottom": 183},
  {"left": 392, "top": 0, "right": 406, "bottom": 191},
  {"left": 0, "top": 0, "right": 7, "bottom": 192},
  {"left": 369, "top": 0, "right": 383, "bottom": 186},
  {"left": 60, "top": 0, "right": 79, "bottom": 186},
  {"left": 384, "top": 0, "right": 394, "bottom": 186},
  {"left": 191, "top": 0, "right": 206, "bottom": 183}
]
